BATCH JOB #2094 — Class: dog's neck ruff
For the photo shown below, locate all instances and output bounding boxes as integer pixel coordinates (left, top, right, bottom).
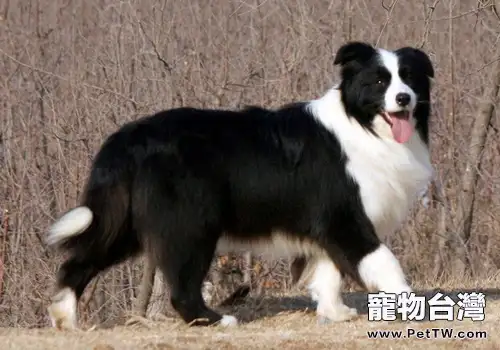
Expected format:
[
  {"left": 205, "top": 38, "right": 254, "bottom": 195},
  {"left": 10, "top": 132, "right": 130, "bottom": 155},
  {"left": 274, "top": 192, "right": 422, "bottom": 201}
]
[{"left": 307, "top": 88, "right": 433, "bottom": 239}]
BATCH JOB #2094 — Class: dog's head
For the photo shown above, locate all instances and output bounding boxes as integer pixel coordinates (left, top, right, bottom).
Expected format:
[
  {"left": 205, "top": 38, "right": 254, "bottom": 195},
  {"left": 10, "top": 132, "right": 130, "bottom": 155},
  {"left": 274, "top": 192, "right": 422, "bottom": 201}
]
[{"left": 334, "top": 42, "right": 434, "bottom": 144}]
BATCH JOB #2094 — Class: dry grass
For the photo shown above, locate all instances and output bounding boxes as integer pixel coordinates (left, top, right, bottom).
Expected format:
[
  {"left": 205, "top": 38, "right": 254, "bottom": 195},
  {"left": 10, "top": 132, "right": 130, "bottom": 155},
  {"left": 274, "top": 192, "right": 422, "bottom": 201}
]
[{"left": 2, "top": 281, "right": 499, "bottom": 350}]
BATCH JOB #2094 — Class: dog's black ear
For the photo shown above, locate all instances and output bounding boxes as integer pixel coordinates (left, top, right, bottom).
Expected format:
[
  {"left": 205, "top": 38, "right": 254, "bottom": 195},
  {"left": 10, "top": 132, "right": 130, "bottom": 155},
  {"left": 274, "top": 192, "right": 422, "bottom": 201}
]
[
  {"left": 334, "top": 42, "right": 376, "bottom": 66},
  {"left": 397, "top": 47, "right": 434, "bottom": 78}
]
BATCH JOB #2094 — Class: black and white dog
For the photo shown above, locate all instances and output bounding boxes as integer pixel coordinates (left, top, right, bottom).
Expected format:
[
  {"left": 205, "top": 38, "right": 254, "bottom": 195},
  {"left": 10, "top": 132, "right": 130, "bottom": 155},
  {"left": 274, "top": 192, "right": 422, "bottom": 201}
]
[{"left": 45, "top": 41, "right": 434, "bottom": 329}]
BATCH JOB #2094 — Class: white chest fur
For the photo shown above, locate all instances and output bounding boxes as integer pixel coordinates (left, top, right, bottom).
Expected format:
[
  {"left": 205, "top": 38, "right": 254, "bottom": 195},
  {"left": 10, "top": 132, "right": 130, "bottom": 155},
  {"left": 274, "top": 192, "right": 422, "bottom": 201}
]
[
  {"left": 345, "top": 131, "right": 432, "bottom": 238},
  {"left": 308, "top": 88, "right": 434, "bottom": 239}
]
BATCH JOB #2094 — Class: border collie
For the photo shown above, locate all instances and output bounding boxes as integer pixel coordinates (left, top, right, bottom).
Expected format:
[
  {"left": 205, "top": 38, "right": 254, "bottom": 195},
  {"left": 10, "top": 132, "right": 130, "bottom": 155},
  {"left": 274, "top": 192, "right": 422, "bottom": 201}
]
[{"left": 45, "top": 41, "right": 434, "bottom": 329}]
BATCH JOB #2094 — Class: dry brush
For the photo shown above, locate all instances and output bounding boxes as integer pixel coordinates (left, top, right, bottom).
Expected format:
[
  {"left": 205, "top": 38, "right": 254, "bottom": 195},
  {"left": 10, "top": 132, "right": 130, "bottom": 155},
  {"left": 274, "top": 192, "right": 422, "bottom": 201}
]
[{"left": 0, "top": 0, "right": 499, "bottom": 327}]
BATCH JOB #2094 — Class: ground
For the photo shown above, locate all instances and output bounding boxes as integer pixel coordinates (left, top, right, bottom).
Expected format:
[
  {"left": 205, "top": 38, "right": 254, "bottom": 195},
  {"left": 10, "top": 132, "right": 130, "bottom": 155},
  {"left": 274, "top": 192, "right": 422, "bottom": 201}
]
[{"left": 1, "top": 286, "right": 499, "bottom": 350}]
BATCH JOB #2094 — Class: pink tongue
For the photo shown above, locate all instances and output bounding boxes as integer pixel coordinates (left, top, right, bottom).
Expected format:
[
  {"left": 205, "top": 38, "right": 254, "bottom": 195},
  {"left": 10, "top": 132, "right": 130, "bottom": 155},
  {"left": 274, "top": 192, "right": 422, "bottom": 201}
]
[{"left": 391, "top": 116, "right": 413, "bottom": 143}]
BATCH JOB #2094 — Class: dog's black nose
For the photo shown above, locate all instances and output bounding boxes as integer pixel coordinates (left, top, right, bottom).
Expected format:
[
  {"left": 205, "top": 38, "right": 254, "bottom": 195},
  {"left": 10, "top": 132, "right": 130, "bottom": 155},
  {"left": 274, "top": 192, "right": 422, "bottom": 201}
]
[{"left": 396, "top": 93, "right": 411, "bottom": 107}]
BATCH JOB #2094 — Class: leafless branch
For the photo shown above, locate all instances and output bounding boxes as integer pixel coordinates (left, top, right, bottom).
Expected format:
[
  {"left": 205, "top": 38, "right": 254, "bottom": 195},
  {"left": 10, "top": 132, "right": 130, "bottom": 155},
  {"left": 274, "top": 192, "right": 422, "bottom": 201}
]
[{"left": 419, "top": 0, "right": 442, "bottom": 48}]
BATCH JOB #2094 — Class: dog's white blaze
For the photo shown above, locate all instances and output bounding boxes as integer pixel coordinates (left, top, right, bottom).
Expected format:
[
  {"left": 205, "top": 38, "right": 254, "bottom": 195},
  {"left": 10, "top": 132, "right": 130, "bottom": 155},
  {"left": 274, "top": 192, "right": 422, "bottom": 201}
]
[
  {"left": 308, "top": 88, "right": 433, "bottom": 240},
  {"left": 378, "top": 49, "right": 417, "bottom": 112},
  {"left": 216, "top": 232, "right": 326, "bottom": 259},
  {"left": 47, "top": 287, "right": 77, "bottom": 329},
  {"left": 358, "top": 244, "right": 412, "bottom": 294},
  {"left": 308, "top": 258, "right": 358, "bottom": 322},
  {"left": 46, "top": 206, "right": 93, "bottom": 246}
]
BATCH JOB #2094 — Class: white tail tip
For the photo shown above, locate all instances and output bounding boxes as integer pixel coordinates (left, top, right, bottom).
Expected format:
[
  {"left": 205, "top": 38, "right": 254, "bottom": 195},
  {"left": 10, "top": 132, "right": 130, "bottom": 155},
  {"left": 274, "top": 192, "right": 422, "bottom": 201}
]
[{"left": 46, "top": 206, "right": 93, "bottom": 246}]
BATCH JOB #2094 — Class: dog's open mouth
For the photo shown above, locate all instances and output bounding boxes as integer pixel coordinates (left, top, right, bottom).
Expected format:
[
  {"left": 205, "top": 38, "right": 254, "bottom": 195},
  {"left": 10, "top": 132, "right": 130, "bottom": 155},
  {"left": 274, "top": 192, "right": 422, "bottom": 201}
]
[{"left": 381, "top": 110, "right": 413, "bottom": 144}]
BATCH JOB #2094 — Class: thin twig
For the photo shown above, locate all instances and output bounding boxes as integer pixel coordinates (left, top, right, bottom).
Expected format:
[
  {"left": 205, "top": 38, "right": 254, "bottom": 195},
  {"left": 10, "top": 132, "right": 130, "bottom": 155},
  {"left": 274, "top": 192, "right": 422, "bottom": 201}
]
[
  {"left": 80, "top": 276, "right": 101, "bottom": 317},
  {"left": 376, "top": 0, "right": 400, "bottom": 48},
  {"left": 424, "top": 4, "right": 492, "bottom": 22},
  {"left": 418, "top": 0, "right": 441, "bottom": 49},
  {"left": 493, "top": 0, "right": 500, "bottom": 21},
  {"left": 138, "top": 22, "right": 173, "bottom": 73},
  {"left": 0, "top": 48, "right": 139, "bottom": 106}
]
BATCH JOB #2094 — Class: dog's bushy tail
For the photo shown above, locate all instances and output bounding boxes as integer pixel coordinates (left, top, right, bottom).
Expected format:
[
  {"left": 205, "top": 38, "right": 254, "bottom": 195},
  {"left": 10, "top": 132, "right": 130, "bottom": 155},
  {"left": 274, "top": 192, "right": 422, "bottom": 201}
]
[
  {"left": 45, "top": 206, "right": 94, "bottom": 247},
  {"left": 45, "top": 139, "right": 135, "bottom": 256}
]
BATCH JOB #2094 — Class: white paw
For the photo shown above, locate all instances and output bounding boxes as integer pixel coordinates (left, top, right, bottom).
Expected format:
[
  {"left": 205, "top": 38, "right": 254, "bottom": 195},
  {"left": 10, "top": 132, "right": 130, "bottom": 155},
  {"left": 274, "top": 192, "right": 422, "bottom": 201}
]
[
  {"left": 47, "top": 288, "right": 78, "bottom": 330},
  {"left": 220, "top": 315, "right": 238, "bottom": 327},
  {"left": 317, "top": 304, "right": 358, "bottom": 324}
]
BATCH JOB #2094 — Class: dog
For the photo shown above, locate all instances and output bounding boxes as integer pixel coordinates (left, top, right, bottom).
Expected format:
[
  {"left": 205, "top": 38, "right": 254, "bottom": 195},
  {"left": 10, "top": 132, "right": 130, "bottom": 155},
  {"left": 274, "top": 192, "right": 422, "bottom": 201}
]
[{"left": 45, "top": 41, "right": 434, "bottom": 329}]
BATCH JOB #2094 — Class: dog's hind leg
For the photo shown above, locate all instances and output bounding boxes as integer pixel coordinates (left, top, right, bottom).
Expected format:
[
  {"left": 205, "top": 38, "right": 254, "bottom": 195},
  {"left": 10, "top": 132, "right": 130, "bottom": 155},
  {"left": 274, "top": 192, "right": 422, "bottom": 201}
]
[
  {"left": 133, "top": 154, "right": 237, "bottom": 327},
  {"left": 157, "top": 233, "right": 238, "bottom": 327},
  {"left": 48, "top": 232, "right": 141, "bottom": 330}
]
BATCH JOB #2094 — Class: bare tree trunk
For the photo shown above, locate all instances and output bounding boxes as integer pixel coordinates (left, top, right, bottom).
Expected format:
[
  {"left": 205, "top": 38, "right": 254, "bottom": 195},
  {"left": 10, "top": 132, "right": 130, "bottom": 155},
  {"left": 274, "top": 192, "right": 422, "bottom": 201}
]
[
  {"left": 93, "top": 279, "right": 107, "bottom": 325},
  {"left": 132, "top": 256, "right": 176, "bottom": 320},
  {"left": 343, "top": 0, "right": 353, "bottom": 42},
  {"left": 0, "top": 209, "right": 8, "bottom": 303},
  {"left": 431, "top": 175, "right": 450, "bottom": 280},
  {"left": 133, "top": 257, "right": 155, "bottom": 317},
  {"left": 147, "top": 269, "right": 174, "bottom": 319},
  {"left": 432, "top": 0, "right": 454, "bottom": 280},
  {"left": 454, "top": 40, "right": 500, "bottom": 276},
  {"left": 242, "top": 252, "right": 252, "bottom": 285}
]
